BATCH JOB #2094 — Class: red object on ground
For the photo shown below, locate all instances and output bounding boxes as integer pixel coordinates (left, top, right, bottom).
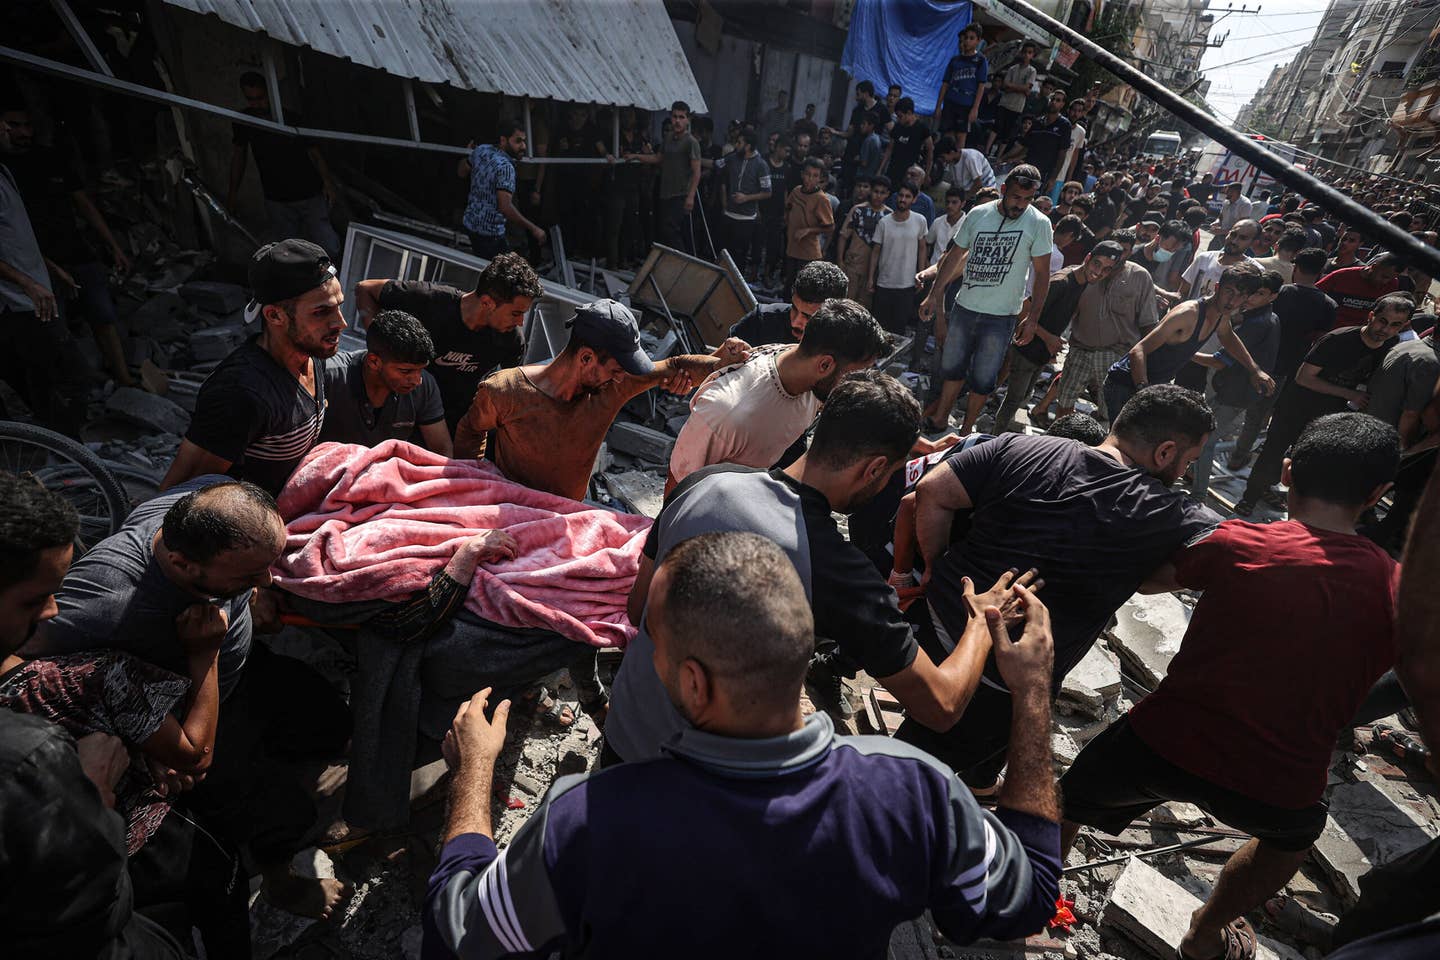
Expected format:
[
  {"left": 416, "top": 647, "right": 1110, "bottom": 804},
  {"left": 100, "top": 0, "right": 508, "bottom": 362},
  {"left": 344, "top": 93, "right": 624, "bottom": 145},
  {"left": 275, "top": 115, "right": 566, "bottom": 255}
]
[
  {"left": 1049, "top": 896, "right": 1077, "bottom": 933},
  {"left": 272, "top": 439, "right": 653, "bottom": 648}
]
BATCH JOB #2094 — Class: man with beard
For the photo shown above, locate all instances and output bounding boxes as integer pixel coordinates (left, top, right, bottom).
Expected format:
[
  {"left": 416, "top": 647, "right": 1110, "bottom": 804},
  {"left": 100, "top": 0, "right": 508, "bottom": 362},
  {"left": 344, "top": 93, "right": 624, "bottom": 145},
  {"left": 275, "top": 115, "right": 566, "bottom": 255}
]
[
  {"left": 318, "top": 309, "right": 451, "bottom": 455},
  {"left": 905, "top": 386, "right": 1221, "bottom": 794},
  {"left": 0, "top": 474, "right": 186, "bottom": 958},
  {"left": 24, "top": 478, "right": 353, "bottom": 922},
  {"left": 458, "top": 119, "right": 547, "bottom": 258},
  {"left": 728, "top": 260, "right": 848, "bottom": 346},
  {"left": 667, "top": 298, "right": 889, "bottom": 491},
  {"left": 1178, "top": 219, "right": 1259, "bottom": 300},
  {"left": 163, "top": 240, "right": 344, "bottom": 495},
  {"left": 453, "top": 300, "right": 743, "bottom": 501}
]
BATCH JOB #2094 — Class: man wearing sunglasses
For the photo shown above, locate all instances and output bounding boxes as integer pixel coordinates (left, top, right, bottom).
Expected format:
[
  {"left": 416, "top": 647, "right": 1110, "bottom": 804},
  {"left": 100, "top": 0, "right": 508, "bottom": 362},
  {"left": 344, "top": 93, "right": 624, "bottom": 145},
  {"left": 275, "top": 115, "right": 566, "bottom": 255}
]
[{"left": 921, "top": 165, "right": 1055, "bottom": 436}]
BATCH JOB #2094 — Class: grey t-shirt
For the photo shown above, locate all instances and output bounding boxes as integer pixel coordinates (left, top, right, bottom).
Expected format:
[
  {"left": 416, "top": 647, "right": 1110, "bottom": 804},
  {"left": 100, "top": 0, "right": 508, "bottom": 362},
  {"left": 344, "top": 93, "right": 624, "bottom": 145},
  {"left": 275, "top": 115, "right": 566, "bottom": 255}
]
[
  {"left": 318, "top": 349, "right": 446, "bottom": 447},
  {"left": 606, "top": 465, "right": 918, "bottom": 762},
  {"left": 719, "top": 152, "right": 772, "bottom": 221},
  {"left": 0, "top": 164, "right": 52, "bottom": 313},
  {"left": 1367, "top": 334, "right": 1439, "bottom": 429},
  {"left": 24, "top": 476, "right": 255, "bottom": 700}
]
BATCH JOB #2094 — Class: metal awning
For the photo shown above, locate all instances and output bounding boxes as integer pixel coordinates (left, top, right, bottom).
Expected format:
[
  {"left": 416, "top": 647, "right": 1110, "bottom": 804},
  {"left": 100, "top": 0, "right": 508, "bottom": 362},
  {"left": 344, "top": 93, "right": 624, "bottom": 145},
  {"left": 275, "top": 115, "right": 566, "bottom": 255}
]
[
  {"left": 164, "top": 0, "right": 707, "bottom": 112},
  {"left": 970, "top": 0, "right": 1057, "bottom": 46}
]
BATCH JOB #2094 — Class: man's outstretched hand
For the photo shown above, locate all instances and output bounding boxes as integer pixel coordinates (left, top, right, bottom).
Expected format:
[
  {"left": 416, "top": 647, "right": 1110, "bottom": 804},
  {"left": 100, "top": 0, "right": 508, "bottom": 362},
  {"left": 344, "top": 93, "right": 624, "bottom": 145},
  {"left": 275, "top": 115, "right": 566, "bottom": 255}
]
[
  {"left": 961, "top": 567, "right": 1044, "bottom": 626},
  {"left": 988, "top": 583, "right": 1054, "bottom": 700},
  {"left": 442, "top": 687, "right": 511, "bottom": 773}
]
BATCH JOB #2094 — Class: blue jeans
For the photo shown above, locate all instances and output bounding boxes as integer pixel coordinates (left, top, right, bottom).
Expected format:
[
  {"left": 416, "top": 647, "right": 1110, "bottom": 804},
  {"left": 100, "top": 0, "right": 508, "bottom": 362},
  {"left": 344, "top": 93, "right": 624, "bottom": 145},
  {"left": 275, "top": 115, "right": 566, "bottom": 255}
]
[
  {"left": 939, "top": 305, "right": 1016, "bottom": 395},
  {"left": 1103, "top": 373, "right": 1137, "bottom": 425}
]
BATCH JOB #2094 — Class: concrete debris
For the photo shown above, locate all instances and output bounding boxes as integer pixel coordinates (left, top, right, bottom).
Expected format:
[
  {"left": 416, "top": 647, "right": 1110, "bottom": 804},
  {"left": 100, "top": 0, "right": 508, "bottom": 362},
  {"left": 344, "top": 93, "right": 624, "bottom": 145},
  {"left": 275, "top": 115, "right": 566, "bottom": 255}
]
[
  {"left": 125, "top": 291, "right": 189, "bottom": 341},
  {"left": 1105, "top": 856, "right": 1300, "bottom": 960},
  {"left": 105, "top": 387, "right": 191, "bottom": 436},
  {"left": 139, "top": 359, "right": 169, "bottom": 396},
  {"left": 1057, "top": 678, "right": 1106, "bottom": 720},
  {"left": 1312, "top": 778, "right": 1439, "bottom": 907},
  {"left": 178, "top": 280, "right": 249, "bottom": 314},
  {"left": 1069, "top": 643, "right": 1123, "bottom": 698},
  {"left": 190, "top": 325, "right": 246, "bottom": 362},
  {"left": 592, "top": 442, "right": 614, "bottom": 476},
  {"left": 600, "top": 470, "right": 665, "bottom": 518},
  {"left": 1053, "top": 730, "right": 1081, "bottom": 767},
  {"left": 606, "top": 421, "right": 674, "bottom": 464},
  {"left": 1105, "top": 593, "right": 1192, "bottom": 689},
  {"left": 665, "top": 413, "right": 690, "bottom": 436}
]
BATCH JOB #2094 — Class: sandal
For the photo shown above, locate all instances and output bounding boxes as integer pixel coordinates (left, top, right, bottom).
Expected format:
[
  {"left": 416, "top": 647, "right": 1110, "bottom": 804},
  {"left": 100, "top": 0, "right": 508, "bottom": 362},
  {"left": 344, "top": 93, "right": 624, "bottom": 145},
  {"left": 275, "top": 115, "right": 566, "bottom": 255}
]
[
  {"left": 523, "top": 686, "right": 575, "bottom": 729},
  {"left": 1178, "top": 918, "right": 1257, "bottom": 960}
]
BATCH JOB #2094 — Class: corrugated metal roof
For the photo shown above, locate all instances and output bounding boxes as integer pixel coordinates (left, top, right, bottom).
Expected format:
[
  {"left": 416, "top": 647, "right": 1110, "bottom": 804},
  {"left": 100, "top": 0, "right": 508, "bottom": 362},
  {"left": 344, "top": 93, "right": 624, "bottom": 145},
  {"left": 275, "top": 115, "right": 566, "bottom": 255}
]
[{"left": 164, "top": 0, "right": 707, "bottom": 111}]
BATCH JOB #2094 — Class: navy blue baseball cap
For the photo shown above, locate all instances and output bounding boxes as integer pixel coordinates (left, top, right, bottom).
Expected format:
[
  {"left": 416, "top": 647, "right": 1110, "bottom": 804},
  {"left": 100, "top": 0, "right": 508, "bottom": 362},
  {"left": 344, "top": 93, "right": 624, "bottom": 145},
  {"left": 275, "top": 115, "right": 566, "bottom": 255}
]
[{"left": 566, "top": 299, "right": 654, "bottom": 376}]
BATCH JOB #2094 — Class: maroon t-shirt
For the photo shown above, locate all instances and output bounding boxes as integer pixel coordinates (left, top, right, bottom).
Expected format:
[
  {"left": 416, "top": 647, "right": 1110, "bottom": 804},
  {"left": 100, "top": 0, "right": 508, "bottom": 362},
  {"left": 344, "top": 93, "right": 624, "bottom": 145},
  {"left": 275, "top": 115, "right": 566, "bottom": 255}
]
[
  {"left": 1315, "top": 266, "right": 1399, "bottom": 330},
  {"left": 1127, "top": 519, "right": 1399, "bottom": 809}
]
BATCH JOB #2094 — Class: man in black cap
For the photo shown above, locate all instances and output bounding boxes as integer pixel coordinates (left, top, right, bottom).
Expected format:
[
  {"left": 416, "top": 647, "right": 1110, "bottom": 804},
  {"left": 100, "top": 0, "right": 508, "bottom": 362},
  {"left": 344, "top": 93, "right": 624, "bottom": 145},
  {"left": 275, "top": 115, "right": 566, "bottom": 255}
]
[
  {"left": 162, "top": 239, "right": 345, "bottom": 495},
  {"left": 453, "top": 299, "right": 743, "bottom": 501}
]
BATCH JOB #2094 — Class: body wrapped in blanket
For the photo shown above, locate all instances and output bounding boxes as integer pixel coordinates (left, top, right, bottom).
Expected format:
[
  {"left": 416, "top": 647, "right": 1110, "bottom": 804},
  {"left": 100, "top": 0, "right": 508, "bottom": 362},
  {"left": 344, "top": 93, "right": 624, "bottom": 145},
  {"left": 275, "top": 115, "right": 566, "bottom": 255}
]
[
  {"left": 273, "top": 439, "right": 652, "bottom": 648},
  {"left": 270, "top": 440, "right": 652, "bottom": 828}
]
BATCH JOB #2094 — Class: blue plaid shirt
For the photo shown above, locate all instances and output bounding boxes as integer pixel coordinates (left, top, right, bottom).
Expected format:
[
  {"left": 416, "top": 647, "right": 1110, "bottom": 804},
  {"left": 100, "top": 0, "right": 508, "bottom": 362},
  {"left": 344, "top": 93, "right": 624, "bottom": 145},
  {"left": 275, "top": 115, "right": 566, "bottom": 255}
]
[{"left": 462, "top": 144, "right": 517, "bottom": 237}]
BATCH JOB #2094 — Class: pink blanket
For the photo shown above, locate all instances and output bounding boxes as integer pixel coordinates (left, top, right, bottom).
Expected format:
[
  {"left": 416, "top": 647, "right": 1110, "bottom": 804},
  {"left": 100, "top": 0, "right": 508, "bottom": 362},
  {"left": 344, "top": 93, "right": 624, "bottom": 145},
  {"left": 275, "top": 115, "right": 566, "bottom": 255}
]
[{"left": 273, "top": 440, "right": 651, "bottom": 648}]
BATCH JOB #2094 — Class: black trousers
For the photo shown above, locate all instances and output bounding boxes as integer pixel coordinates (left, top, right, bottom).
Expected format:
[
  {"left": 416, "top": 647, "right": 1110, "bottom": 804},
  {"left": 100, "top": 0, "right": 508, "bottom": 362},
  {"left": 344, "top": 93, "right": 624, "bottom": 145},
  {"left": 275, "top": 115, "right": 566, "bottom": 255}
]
[
  {"left": 722, "top": 217, "right": 759, "bottom": 274},
  {"left": 465, "top": 230, "right": 509, "bottom": 260},
  {"left": 658, "top": 196, "right": 694, "bottom": 253},
  {"left": 182, "top": 641, "right": 351, "bottom": 868},
  {"left": 0, "top": 308, "right": 89, "bottom": 437},
  {"left": 1242, "top": 397, "right": 1336, "bottom": 502},
  {"left": 130, "top": 807, "right": 250, "bottom": 960}
]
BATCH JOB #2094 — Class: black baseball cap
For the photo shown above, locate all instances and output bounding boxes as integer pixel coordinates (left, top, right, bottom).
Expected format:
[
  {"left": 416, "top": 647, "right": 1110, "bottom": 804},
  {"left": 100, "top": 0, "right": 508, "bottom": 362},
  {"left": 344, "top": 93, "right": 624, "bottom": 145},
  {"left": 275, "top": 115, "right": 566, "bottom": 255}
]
[
  {"left": 248, "top": 239, "right": 337, "bottom": 306},
  {"left": 566, "top": 299, "right": 654, "bottom": 376}
]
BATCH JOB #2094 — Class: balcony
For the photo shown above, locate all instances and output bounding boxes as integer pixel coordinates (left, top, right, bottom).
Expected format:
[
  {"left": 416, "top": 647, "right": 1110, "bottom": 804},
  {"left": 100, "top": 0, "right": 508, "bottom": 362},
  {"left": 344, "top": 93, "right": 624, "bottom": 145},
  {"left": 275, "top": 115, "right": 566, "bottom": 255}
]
[{"left": 1392, "top": 79, "right": 1440, "bottom": 128}]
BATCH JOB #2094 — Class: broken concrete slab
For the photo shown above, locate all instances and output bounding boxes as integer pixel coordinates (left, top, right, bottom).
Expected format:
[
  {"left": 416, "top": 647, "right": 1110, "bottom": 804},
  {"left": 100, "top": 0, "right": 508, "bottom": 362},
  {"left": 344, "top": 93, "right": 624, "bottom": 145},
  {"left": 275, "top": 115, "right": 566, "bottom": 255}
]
[
  {"left": 665, "top": 414, "right": 689, "bottom": 437},
  {"left": 178, "top": 280, "right": 248, "bottom": 314},
  {"left": 601, "top": 470, "right": 664, "bottom": 518},
  {"left": 606, "top": 421, "right": 674, "bottom": 463},
  {"left": 105, "top": 387, "right": 190, "bottom": 436},
  {"left": 1106, "top": 592, "right": 1192, "bottom": 689},
  {"left": 1313, "top": 778, "right": 1439, "bottom": 907},
  {"left": 125, "top": 291, "right": 188, "bottom": 340},
  {"left": 190, "top": 325, "right": 244, "bottom": 362},
  {"left": 1056, "top": 678, "right": 1105, "bottom": 720},
  {"left": 1068, "top": 642, "right": 1123, "bottom": 698},
  {"left": 1052, "top": 730, "right": 1080, "bottom": 767},
  {"left": 1105, "top": 856, "right": 1301, "bottom": 960}
]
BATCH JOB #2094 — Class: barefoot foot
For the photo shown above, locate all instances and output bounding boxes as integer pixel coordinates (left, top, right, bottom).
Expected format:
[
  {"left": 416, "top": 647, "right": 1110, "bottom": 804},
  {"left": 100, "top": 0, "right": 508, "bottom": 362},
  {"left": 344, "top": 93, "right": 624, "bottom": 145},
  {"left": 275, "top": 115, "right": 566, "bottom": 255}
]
[{"left": 262, "top": 872, "right": 353, "bottom": 921}]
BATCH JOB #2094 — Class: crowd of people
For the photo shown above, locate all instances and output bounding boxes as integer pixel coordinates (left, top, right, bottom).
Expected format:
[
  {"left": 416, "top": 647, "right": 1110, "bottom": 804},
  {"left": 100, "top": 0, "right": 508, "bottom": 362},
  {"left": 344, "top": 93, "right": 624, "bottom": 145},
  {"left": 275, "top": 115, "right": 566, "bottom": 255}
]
[{"left": 2, "top": 25, "right": 1440, "bottom": 960}]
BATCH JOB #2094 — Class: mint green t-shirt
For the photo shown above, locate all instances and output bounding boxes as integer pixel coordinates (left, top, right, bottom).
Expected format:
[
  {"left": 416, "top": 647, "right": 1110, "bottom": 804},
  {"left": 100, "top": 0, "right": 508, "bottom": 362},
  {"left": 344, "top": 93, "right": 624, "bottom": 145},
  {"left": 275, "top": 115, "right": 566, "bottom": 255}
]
[{"left": 952, "top": 200, "right": 1055, "bottom": 316}]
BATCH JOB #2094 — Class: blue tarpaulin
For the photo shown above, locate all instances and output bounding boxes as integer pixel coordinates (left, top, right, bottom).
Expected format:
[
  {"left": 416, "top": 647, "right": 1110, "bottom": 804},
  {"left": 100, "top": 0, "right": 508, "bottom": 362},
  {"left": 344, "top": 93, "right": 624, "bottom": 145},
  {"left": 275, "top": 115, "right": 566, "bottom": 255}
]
[{"left": 841, "top": 0, "right": 973, "bottom": 118}]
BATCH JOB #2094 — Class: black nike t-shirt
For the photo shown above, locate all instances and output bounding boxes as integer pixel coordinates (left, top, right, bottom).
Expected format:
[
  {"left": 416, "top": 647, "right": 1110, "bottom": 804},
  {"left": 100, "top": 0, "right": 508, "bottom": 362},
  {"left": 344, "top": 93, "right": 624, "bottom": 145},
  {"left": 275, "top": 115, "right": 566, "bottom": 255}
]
[
  {"left": 376, "top": 280, "right": 524, "bottom": 431},
  {"left": 186, "top": 337, "right": 328, "bottom": 494}
]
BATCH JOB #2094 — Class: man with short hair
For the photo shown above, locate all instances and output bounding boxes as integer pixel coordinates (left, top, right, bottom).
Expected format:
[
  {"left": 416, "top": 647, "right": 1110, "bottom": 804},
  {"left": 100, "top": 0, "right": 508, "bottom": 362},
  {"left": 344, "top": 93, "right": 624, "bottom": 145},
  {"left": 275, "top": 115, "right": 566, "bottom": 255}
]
[
  {"left": 935, "top": 24, "right": 990, "bottom": 149},
  {"left": 1237, "top": 295, "right": 1412, "bottom": 515},
  {"left": 612, "top": 371, "right": 1040, "bottom": 757},
  {"left": 458, "top": 120, "right": 546, "bottom": 258},
  {"left": 1254, "top": 227, "right": 1309, "bottom": 284},
  {"left": 880, "top": 98, "right": 934, "bottom": 190},
  {"left": 626, "top": 101, "right": 702, "bottom": 253},
  {"left": 988, "top": 41, "right": 1038, "bottom": 155},
  {"left": 1055, "top": 98, "right": 1089, "bottom": 192},
  {"left": 228, "top": 73, "right": 340, "bottom": 256},
  {"left": 1105, "top": 264, "right": 1273, "bottom": 419},
  {"left": 936, "top": 136, "right": 997, "bottom": 201},
  {"left": 425, "top": 530, "right": 1062, "bottom": 958},
  {"left": 715, "top": 127, "right": 772, "bottom": 277},
  {"left": 1325, "top": 228, "right": 1364, "bottom": 274},
  {"left": 355, "top": 252, "right": 542, "bottom": 435},
  {"left": 1316, "top": 253, "right": 1404, "bottom": 329},
  {"left": 829, "top": 81, "right": 891, "bottom": 192},
  {"left": 1005, "top": 92, "right": 1072, "bottom": 190},
  {"left": 921, "top": 165, "right": 1055, "bottom": 435},
  {"left": 1062, "top": 413, "right": 1401, "bottom": 960},
  {"left": 1214, "top": 183, "right": 1253, "bottom": 237},
  {"left": 869, "top": 182, "right": 930, "bottom": 336},
  {"left": 669, "top": 299, "right": 888, "bottom": 489},
  {"left": 319, "top": 309, "right": 450, "bottom": 455},
  {"left": 907, "top": 385, "right": 1222, "bottom": 789},
  {"left": 1190, "top": 270, "right": 1283, "bottom": 497},
  {"left": 453, "top": 300, "right": 735, "bottom": 501},
  {"left": 927, "top": 187, "right": 967, "bottom": 266},
  {"left": 731, "top": 260, "right": 848, "bottom": 346},
  {"left": 759, "top": 135, "right": 793, "bottom": 285},
  {"left": 0, "top": 474, "right": 185, "bottom": 959},
  {"left": 1130, "top": 219, "right": 1189, "bottom": 289},
  {"left": 1367, "top": 327, "right": 1440, "bottom": 448},
  {"left": 163, "top": 239, "right": 343, "bottom": 495},
  {"left": 998, "top": 243, "right": 1121, "bottom": 432},
  {"left": 1179, "top": 219, "right": 1259, "bottom": 300},
  {"left": 25, "top": 478, "right": 352, "bottom": 920}
]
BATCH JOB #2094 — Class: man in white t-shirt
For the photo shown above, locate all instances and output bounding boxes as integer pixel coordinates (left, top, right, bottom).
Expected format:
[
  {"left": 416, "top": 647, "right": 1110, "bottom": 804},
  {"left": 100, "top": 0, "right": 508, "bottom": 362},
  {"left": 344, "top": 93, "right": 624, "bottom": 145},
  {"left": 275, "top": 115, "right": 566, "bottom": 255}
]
[
  {"left": 927, "top": 188, "right": 967, "bottom": 266},
  {"left": 867, "top": 182, "right": 930, "bottom": 336},
  {"left": 936, "top": 137, "right": 996, "bottom": 202},
  {"left": 667, "top": 299, "right": 888, "bottom": 491},
  {"left": 1179, "top": 219, "right": 1259, "bottom": 300}
]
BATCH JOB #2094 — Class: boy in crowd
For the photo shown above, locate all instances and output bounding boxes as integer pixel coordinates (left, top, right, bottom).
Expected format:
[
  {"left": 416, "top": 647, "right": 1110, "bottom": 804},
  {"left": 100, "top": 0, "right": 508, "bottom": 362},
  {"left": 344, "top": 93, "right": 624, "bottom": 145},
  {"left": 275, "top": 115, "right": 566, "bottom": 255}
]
[
  {"left": 868, "top": 182, "right": 930, "bottom": 336},
  {"left": 934, "top": 25, "right": 990, "bottom": 148}
]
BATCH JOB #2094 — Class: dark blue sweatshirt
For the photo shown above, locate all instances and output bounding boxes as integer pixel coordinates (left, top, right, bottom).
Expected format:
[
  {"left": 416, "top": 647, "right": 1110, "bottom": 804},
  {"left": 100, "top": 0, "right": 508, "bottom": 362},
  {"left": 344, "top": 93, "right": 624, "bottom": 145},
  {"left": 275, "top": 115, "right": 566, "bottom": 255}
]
[{"left": 424, "top": 712, "right": 1061, "bottom": 959}]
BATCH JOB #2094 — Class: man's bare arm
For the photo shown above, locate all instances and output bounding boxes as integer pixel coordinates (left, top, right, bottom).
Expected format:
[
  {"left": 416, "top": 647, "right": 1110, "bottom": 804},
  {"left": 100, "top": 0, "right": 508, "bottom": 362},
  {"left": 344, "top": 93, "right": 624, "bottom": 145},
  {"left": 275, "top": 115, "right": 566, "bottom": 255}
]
[
  {"left": 453, "top": 388, "right": 499, "bottom": 459},
  {"left": 1127, "top": 304, "right": 1191, "bottom": 388},
  {"left": 160, "top": 440, "right": 233, "bottom": 492},
  {"left": 354, "top": 279, "right": 387, "bottom": 329},
  {"left": 915, "top": 466, "right": 972, "bottom": 576},
  {"left": 418, "top": 420, "right": 454, "bottom": 459}
]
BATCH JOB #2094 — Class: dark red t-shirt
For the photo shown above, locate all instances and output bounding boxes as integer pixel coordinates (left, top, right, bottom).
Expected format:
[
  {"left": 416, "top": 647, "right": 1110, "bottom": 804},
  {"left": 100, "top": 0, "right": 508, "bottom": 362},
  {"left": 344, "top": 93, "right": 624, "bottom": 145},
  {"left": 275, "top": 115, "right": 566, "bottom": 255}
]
[
  {"left": 1316, "top": 266, "right": 1399, "bottom": 329},
  {"left": 1127, "top": 519, "right": 1399, "bottom": 809}
]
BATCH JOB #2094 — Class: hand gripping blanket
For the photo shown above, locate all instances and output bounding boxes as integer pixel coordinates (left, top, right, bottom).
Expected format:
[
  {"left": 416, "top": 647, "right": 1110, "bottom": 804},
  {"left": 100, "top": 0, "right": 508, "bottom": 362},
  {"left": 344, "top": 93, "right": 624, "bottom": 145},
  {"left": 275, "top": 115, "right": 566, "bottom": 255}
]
[{"left": 273, "top": 440, "right": 651, "bottom": 648}]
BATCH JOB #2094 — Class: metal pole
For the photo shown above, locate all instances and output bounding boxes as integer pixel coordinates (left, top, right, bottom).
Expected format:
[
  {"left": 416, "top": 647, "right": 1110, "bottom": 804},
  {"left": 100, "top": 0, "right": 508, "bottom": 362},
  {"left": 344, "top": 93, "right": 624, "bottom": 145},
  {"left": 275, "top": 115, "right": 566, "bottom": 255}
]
[
  {"left": 995, "top": 0, "right": 1440, "bottom": 279},
  {"left": 524, "top": 97, "right": 534, "bottom": 159},
  {"left": 47, "top": 0, "right": 113, "bottom": 77},
  {"left": 613, "top": 106, "right": 621, "bottom": 159},
  {"left": 402, "top": 79, "right": 421, "bottom": 142},
  {"left": 1062, "top": 836, "right": 1229, "bottom": 875},
  {"left": 260, "top": 44, "right": 284, "bottom": 124}
]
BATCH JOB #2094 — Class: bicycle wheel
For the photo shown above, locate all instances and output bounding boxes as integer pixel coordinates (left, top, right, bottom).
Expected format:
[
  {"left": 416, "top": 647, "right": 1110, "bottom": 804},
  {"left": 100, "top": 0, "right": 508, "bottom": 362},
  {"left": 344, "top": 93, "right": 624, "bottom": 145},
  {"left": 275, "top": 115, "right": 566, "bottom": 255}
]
[{"left": 0, "top": 420, "right": 131, "bottom": 549}]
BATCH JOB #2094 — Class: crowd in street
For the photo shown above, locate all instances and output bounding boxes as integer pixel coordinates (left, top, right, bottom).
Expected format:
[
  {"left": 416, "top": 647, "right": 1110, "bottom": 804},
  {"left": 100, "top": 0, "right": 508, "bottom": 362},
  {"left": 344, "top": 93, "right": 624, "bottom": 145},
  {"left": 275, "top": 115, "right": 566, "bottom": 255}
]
[{"left": 2, "top": 23, "right": 1440, "bottom": 960}]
